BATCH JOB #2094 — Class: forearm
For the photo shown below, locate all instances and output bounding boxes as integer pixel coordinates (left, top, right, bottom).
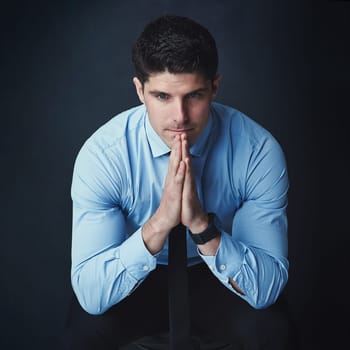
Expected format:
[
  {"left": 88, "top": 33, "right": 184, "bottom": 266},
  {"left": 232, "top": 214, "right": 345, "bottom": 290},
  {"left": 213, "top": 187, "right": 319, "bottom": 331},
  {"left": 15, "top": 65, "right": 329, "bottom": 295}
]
[
  {"left": 71, "top": 228, "right": 157, "bottom": 315},
  {"left": 199, "top": 231, "right": 289, "bottom": 309},
  {"left": 141, "top": 213, "right": 171, "bottom": 254}
]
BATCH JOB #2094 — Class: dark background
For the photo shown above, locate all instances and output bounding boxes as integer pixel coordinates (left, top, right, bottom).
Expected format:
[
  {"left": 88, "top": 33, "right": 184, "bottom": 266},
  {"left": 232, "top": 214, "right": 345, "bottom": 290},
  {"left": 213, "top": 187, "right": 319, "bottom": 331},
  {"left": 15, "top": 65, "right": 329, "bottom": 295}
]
[{"left": 1, "top": 0, "right": 349, "bottom": 349}]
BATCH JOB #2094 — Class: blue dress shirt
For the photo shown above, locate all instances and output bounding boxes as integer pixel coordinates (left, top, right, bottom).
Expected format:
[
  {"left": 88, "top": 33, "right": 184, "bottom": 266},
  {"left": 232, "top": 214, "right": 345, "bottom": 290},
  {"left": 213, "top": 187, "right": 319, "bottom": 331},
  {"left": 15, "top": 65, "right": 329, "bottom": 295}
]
[{"left": 70, "top": 102, "right": 289, "bottom": 315}]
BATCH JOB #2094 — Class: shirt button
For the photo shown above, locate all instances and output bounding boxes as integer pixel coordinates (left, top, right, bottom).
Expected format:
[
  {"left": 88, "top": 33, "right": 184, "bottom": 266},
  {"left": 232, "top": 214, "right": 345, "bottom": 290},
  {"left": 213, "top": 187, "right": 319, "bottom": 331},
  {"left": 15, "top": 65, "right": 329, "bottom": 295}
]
[
  {"left": 143, "top": 265, "right": 149, "bottom": 271},
  {"left": 219, "top": 264, "right": 226, "bottom": 271}
]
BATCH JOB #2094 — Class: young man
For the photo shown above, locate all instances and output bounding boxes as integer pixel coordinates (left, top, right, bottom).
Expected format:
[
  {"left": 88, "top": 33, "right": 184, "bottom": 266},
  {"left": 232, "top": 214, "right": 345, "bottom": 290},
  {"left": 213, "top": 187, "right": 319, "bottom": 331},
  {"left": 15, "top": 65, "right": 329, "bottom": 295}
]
[{"left": 63, "top": 15, "right": 298, "bottom": 350}]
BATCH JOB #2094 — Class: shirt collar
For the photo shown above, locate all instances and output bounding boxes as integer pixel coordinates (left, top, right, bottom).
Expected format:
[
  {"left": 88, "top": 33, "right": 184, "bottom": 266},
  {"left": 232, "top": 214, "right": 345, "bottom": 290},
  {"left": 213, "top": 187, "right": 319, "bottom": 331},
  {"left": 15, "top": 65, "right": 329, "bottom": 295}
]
[
  {"left": 189, "top": 114, "right": 213, "bottom": 157},
  {"left": 145, "top": 115, "right": 171, "bottom": 157},
  {"left": 145, "top": 109, "right": 214, "bottom": 158}
]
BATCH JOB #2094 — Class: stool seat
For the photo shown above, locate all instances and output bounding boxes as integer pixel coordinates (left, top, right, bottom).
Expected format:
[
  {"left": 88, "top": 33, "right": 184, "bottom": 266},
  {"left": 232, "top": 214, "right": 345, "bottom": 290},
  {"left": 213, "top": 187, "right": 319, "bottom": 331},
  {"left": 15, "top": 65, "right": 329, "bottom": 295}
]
[{"left": 120, "top": 332, "right": 235, "bottom": 350}]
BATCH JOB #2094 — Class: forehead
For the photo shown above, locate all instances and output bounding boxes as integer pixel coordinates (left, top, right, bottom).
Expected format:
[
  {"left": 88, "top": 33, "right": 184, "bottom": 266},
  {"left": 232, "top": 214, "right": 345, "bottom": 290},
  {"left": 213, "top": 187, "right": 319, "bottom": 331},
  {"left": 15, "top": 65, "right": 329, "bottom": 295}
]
[{"left": 144, "top": 71, "right": 210, "bottom": 92}]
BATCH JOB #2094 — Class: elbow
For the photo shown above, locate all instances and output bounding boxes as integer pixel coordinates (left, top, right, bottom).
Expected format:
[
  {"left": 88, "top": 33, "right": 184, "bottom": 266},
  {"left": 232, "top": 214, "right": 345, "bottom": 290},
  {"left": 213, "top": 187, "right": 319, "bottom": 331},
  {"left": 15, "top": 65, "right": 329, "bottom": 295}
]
[
  {"left": 249, "top": 298, "right": 276, "bottom": 310},
  {"left": 245, "top": 267, "right": 288, "bottom": 310},
  {"left": 72, "top": 285, "right": 107, "bottom": 316},
  {"left": 245, "top": 291, "right": 280, "bottom": 310},
  {"left": 78, "top": 298, "right": 107, "bottom": 316},
  {"left": 70, "top": 258, "right": 133, "bottom": 315},
  {"left": 81, "top": 303, "right": 106, "bottom": 316},
  {"left": 71, "top": 271, "right": 109, "bottom": 315}
]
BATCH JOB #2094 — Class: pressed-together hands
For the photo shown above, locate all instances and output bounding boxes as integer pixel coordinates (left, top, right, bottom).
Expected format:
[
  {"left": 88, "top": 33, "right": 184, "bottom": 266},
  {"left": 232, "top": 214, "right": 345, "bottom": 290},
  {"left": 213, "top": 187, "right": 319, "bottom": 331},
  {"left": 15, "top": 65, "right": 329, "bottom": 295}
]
[
  {"left": 142, "top": 133, "right": 210, "bottom": 255},
  {"left": 142, "top": 134, "right": 241, "bottom": 291},
  {"left": 180, "top": 134, "right": 209, "bottom": 232}
]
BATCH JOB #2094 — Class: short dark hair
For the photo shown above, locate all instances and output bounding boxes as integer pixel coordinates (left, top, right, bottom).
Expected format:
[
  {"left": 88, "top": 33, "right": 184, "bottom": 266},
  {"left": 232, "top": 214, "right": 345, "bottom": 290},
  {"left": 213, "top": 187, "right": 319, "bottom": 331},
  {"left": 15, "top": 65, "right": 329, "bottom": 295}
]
[{"left": 132, "top": 15, "right": 218, "bottom": 84}]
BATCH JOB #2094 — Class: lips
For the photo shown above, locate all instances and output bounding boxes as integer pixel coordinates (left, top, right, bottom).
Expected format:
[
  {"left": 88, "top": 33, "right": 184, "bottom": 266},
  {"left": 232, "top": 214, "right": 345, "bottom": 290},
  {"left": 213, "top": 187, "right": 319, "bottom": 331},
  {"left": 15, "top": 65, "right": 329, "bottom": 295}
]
[{"left": 167, "top": 128, "right": 194, "bottom": 132}]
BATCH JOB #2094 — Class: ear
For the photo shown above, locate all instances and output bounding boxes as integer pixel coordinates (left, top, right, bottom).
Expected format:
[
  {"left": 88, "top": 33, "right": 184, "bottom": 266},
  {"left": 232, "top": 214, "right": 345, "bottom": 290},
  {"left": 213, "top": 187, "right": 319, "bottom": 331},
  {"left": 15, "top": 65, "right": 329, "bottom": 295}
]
[
  {"left": 211, "top": 74, "right": 222, "bottom": 99},
  {"left": 133, "top": 77, "right": 145, "bottom": 104}
]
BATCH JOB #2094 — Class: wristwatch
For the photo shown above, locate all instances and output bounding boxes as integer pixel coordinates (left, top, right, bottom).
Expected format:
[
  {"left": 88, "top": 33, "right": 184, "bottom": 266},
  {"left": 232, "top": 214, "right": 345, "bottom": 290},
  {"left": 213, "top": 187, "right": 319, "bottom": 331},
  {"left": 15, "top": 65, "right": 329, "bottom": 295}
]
[{"left": 189, "top": 213, "right": 220, "bottom": 245}]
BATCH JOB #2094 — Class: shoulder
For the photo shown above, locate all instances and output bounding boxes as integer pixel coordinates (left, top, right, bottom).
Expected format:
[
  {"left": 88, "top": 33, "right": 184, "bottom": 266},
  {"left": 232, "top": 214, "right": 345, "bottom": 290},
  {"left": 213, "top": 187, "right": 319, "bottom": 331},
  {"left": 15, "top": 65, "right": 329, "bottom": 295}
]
[
  {"left": 86, "top": 105, "right": 146, "bottom": 149},
  {"left": 211, "top": 101, "right": 278, "bottom": 150},
  {"left": 71, "top": 105, "right": 146, "bottom": 202},
  {"left": 72, "top": 104, "right": 146, "bottom": 176},
  {"left": 83, "top": 104, "right": 146, "bottom": 154}
]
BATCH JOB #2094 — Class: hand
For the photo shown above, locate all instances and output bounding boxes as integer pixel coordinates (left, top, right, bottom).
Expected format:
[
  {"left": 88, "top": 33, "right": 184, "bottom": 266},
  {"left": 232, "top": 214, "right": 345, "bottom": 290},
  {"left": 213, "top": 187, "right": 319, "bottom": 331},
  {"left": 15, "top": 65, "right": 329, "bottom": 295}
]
[
  {"left": 180, "top": 134, "right": 221, "bottom": 255},
  {"left": 180, "top": 134, "right": 208, "bottom": 233},
  {"left": 142, "top": 136, "right": 185, "bottom": 253},
  {"left": 143, "top": 135, "right": 185, "bottom": 244}
]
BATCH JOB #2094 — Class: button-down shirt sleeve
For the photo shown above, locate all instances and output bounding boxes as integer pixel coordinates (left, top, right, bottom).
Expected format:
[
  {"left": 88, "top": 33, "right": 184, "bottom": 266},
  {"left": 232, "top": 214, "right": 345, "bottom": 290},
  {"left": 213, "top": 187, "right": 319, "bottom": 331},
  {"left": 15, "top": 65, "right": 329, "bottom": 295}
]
[
  {"left": 70, "top": 134, "right": 157, "bottom": 315},
  {"left": 199, "top": 128, "right": 289, "bottom": 309}
]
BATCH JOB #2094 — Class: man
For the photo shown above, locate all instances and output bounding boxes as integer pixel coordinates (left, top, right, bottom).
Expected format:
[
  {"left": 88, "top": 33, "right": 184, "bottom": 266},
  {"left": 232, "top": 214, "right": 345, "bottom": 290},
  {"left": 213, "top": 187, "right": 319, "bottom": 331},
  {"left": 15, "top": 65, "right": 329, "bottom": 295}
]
[{"left": 63, "top": 15, "right": 298, "bottom": 349}]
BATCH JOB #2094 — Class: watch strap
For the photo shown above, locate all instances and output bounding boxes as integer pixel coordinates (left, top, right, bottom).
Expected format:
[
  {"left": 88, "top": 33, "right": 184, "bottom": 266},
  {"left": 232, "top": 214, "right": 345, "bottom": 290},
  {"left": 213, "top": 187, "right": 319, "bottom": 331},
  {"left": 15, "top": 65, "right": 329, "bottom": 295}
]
[{"left": 189, "top": 213, "right": 220, "bottom": 245}]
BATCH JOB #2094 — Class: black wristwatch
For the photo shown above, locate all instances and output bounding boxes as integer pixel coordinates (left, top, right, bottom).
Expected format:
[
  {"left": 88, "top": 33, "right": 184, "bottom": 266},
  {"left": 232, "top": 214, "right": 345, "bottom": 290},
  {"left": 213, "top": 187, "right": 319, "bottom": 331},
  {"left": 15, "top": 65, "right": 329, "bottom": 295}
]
[{"left": 189, "top": 213, "right": 220, "bottom": 245}]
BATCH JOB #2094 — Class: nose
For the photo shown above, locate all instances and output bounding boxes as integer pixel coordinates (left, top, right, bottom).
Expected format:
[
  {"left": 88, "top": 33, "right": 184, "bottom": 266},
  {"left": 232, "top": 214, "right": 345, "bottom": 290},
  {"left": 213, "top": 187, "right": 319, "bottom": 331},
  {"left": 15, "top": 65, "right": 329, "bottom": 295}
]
[{"left": 173, "top": 99, "right": 188, "bottom": 125}]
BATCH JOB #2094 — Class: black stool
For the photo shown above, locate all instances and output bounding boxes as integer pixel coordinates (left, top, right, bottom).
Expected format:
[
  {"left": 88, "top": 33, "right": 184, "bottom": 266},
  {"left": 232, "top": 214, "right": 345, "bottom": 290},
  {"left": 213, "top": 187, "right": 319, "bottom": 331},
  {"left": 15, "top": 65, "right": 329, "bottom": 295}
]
[{"left": 120, "top": 333, "right": 234, "bottom": 350}]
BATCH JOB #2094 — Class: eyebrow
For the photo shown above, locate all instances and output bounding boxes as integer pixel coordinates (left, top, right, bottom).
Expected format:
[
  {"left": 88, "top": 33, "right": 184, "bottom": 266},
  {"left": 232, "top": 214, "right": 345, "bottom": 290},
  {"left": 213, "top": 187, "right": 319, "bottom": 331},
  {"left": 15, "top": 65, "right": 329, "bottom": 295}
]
[{"left": 148, "top": 87, "right": 209, "bottom": 97}]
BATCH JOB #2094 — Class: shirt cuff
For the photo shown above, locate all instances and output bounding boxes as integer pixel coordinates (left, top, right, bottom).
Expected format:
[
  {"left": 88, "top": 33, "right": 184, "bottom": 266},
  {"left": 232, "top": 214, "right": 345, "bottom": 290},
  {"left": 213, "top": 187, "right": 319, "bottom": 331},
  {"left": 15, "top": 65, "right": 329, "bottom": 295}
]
[
  {"left": 198, "top": 231, "right": 246, "bottom": 284},
  {"left": 118, "top": 227, "right": 157, "bottom": 281}
]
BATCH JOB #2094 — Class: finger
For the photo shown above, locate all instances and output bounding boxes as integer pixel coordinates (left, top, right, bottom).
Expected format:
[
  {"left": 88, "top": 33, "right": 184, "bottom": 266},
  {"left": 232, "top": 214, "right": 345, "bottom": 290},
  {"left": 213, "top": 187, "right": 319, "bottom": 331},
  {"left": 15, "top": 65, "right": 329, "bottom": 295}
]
[
  {"left": 175, "top": 160, "right": 186, "bottom": 184},
  {"left": 169, "top": 135, "right": 182, "bottom": 176},
  {"left": 183, "top": 153, "right": 196, "bottom": 196},
  {"left": 181, "top": 133, "right": 191, "bottom": 165},
  {"left": 184, "top": 157, "right": 193, "bottom": 186}
]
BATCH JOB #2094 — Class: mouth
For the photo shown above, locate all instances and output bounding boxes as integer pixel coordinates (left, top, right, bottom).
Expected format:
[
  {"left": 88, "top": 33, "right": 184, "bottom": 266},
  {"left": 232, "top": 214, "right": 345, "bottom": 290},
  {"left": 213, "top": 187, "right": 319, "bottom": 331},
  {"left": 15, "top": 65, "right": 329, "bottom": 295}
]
[{"left": 166, "top": 128, "right": 194, "bottom": 134}]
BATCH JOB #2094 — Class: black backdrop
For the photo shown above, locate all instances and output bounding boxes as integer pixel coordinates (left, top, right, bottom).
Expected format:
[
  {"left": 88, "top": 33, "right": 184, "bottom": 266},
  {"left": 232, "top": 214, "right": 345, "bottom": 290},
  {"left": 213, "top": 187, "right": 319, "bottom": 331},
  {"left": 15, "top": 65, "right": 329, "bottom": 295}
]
[{"left": 1, "top": 1, "right": 349, "bottom": 349}]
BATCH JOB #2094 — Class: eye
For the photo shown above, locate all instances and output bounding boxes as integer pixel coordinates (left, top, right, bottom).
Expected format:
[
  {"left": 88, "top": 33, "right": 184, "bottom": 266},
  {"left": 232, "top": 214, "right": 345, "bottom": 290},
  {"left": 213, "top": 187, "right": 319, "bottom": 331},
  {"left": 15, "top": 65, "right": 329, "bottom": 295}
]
[
  {"left": 157, "top": 93, "right": 169, "bottom": 101},
  {"left": 187, "top": 91, "right": 202, "bottom": 99}
]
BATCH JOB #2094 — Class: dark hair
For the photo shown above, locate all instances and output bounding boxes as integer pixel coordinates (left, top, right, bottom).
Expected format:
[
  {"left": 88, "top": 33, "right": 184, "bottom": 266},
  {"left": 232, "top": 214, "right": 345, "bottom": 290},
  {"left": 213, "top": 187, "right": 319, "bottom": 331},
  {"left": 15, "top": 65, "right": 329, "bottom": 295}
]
[{"left": 132, "top": 15, "right": 218, "bottom": 84}]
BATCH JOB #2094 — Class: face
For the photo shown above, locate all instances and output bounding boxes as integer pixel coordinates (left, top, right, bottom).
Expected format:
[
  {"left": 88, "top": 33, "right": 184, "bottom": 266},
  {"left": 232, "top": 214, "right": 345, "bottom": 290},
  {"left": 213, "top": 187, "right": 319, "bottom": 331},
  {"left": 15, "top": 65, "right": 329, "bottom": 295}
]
[{"left": 133, "top": 71, "right": 220, "bottom": 148}]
